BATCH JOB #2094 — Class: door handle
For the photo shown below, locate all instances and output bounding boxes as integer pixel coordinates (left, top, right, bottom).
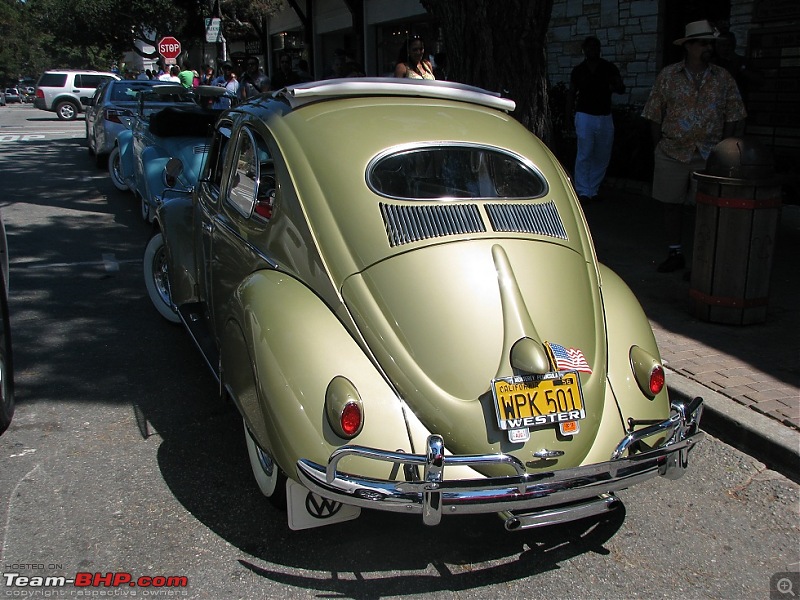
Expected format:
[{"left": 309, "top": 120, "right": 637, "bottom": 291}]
[{"left": 202, "top": 222, "right": 213, "bottom": 233}]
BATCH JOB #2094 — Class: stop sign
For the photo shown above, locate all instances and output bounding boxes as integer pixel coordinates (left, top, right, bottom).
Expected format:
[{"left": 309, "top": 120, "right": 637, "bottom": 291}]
[{"left": 158, "top": 36, "right": 182, "bottom": 60}]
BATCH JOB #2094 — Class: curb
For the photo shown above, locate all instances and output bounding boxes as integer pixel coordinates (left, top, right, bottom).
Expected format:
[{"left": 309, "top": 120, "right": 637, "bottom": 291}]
[{"left": 667, "top": 368, "right": 800, "bottom": 484}]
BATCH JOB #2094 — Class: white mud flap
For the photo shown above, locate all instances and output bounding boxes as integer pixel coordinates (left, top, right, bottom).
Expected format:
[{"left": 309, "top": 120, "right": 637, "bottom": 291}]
[{"left": 286, "top": 479, "right": 361, "bottom": 531}]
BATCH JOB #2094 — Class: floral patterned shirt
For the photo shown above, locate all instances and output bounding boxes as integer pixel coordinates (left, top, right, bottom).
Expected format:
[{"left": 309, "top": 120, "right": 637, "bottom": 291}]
[{"left": 642, "top": 61, "right": 746, "bottom": 163}]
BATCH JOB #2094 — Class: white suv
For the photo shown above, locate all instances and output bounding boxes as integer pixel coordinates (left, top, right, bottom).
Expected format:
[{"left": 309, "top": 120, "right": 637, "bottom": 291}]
[{"left": 34, "top": 70, "right": 119, "bottom": 120}]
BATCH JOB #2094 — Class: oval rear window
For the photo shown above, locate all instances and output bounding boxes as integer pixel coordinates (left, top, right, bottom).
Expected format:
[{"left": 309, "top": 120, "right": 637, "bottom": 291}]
[{"left": 368, "top": 146, "right": 547, "bottom": 200}]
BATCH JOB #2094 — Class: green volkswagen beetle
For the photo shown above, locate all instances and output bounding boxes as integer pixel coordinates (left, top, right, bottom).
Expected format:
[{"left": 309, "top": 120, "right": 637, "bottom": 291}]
[{"left": 144, "top": 78, "right": 703, "bottom": 532}]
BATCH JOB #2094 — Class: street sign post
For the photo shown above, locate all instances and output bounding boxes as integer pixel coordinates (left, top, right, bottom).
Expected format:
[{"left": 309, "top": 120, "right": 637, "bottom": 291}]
[{"left": 158, "top": 36, "right": 182, "bottom": 64}]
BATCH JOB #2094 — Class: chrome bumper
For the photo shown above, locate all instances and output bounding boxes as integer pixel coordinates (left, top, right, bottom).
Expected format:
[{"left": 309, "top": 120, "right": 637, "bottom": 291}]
[{"left": 296, "top": 398, "right": 704, "bottom": 530}]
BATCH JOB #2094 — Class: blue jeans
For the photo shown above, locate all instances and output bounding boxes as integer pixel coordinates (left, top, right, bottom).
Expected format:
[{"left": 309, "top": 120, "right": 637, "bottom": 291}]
[{"left": 573, "top": 112, "right": 614, "bottom": 198}]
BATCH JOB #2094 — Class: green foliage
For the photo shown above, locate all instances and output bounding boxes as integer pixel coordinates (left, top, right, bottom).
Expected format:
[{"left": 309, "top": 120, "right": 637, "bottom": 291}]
[
  {"left": 0, "top": 0, "right": 49, "bottom": 81},
  {"left": 0, "top": 0, "right": 284, "bottom": 78},
  {"left": 25, "top": 0, "right": 191, "bottom": 67}
]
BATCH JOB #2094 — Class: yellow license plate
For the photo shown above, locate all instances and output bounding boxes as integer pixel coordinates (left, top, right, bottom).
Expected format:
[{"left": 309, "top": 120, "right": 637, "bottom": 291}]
[{"left": 492, "top": 372, "right": 585, "bottom": 430}]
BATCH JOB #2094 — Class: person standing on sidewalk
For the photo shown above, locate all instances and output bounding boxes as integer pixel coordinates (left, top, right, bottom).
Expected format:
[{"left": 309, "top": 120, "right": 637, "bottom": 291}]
[
  {"left": 566, "top": 36, "right": 626, "bottom": 205},
  {"left": 642, "top": 20, "right": 746, "bottom": 273}
]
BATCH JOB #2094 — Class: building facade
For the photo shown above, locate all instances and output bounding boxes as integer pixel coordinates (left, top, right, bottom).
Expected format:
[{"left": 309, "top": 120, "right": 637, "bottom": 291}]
[{"left": 231, "top": 0, "right": 798, "bottom": 191}]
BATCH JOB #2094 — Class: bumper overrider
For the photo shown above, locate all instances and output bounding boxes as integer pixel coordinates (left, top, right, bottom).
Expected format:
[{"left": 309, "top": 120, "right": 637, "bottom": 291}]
[{"left": 296, "top": 398, "right": 704, "bottom": 531}]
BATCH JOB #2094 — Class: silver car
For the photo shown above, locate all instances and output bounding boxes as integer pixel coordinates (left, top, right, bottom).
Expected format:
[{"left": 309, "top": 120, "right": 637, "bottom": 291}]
[{"left": 85, "top": 79, "right": 181, "bottom": 165}]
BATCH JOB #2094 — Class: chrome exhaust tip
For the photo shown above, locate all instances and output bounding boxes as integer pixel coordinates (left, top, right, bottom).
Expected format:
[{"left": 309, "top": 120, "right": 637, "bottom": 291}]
[{"left": 500, "top": 494, "right": 620, "bottom": 531}]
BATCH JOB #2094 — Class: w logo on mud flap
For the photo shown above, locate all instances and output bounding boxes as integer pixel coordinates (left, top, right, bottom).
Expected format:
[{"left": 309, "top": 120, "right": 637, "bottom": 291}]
[{"left": 305, "top": 493, "right": 342, "bottom": 519}]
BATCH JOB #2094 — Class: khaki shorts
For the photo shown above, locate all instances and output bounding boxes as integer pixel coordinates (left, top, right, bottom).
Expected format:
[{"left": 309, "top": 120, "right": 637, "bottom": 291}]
[{"left": 652, "top": 145, "right": 706, "bottom": 205}]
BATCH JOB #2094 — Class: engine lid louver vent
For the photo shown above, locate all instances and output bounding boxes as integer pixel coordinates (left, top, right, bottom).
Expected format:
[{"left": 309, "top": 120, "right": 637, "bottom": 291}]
[
  {"left": 380, "top": 203, "right": 486, "bottom": 247},
  {"left": 485, "top": 201, "right": 567, "bottom": 239}
]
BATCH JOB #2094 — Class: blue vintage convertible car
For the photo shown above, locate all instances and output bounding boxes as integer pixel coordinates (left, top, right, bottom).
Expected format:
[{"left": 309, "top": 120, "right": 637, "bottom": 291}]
[{"left": 114, "top": 85, "right": 230, "bottom": 221}]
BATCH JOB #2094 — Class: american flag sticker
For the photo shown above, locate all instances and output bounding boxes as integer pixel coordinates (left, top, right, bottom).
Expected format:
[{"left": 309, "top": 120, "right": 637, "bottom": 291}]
[{"left": 545, "top": 342, "right": 593, "bottom": 374}]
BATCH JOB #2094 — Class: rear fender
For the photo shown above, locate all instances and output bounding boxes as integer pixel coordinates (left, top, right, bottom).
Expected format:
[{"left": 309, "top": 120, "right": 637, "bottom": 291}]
[
  {"left": 140, "top": 146, "right": 170, "bottom": 205},
  {"left": 117, "top": 130, "right": 135, "bottom": 181},
  {"left": 600, "top": 265, "right": 670, "bottom": 425},
  {"left": 223, "top": 271, "right": 412, "bottom": 482},
  {"left": 156, "top": 193, "right": 197, "bottom": 307}
]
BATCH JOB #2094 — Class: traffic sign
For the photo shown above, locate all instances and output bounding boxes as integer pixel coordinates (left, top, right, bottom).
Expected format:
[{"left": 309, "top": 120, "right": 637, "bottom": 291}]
[
  {"left": 158, "top": 36, "right": 182, "bottom": 61},
  {"left": 205, "top": 18, "right": 222, "bottom": 43}
]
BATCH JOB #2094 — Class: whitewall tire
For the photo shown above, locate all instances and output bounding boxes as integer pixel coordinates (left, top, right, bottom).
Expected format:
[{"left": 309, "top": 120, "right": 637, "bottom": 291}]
[
  {"left": 143, "top": 233, "right": 180, "bottom": 324},
  {"left": 108, "top": 147, "right": 129, "bottom": 192}
]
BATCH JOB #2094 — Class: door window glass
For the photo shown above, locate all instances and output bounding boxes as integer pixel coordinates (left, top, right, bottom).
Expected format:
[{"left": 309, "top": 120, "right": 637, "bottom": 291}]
[
  {"left": 226, "top": 129, "right": 258, "bottom": 218},
  {"left": 204, "top": 123, "right": 233, "bottom": 192}
]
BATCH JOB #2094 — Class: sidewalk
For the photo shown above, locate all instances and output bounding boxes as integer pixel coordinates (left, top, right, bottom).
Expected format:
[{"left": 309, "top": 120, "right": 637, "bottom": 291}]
[{"left": 586, "top": 178, "right": 800, "bottom": 480}]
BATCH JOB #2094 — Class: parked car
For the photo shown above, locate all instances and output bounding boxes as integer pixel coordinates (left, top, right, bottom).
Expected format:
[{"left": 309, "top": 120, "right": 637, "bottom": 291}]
[
  {"left": 34, "top": 70, "right": 119, "bottom": 120},
  {"left": 145, "top": 79, "right": 704, "bottom": 532},
  {"left": 85, "top": 79, "right": 184, "bottom": 167},
  {"left": 0, "top": 212, "right": 14, "bottom": 435},
  {"left": 4, "top": 88, "right": 21, "bottom": 104},
  {"left": 114, "top": 84, "right": 230, "bottom": 220},
  {"left": 20, "top": 86, "right": 35, "bottom": 103}
]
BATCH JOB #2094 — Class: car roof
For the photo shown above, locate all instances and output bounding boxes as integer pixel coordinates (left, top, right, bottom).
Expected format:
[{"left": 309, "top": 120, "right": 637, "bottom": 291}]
[
  {"left": 239, "top": 79, "right": 582, "bottom": 280},
  {"left": 42, "top": 69, "right": 116, "bottom": 73},
  {"left": 274, "top": 78, "right": 517, "bottom": 113}
]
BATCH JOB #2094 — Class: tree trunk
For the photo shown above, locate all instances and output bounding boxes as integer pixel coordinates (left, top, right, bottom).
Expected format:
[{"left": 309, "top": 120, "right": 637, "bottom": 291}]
[{"left": 420, "top": 0, "right": 554, "bottom": 144}]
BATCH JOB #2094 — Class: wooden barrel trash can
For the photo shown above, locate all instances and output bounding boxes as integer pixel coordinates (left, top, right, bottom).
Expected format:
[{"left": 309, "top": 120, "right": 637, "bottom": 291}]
[{"left": 690, "top": 137, "right": 781, "bottom": 325}]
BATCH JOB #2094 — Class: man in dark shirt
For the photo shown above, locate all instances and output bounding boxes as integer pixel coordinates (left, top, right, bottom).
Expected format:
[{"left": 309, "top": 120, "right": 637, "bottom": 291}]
[
  {"left": 271, "top": 55, "right": 302, "bottom": 89},
  {"left": 566, "top": 36, "right": 626, "bottom": 204},
  {"left": 239, "top": 57, "right": 270, "bottom": 100}
]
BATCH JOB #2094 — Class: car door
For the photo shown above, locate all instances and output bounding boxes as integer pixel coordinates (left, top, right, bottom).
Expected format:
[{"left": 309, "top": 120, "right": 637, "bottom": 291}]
[
  {"left": 86, "top": 82, "right": 108, "bottom": 151},
  {"left": 194, "top": 118, "right": 234, "bottom": 326},
  {"left": 205, "top": 124, "right": 278, "bottom": 341}
]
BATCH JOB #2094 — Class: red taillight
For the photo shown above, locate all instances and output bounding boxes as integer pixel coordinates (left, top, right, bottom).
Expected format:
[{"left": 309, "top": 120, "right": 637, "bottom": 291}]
[
  {"left": 649, "top": 365, "right": 665, "bottom": 395},
  {"left": 254, "top": 201, "right": 272, "bottom": 219},
  {"left": 35, "top": 89, "right": 44, "bottom": 99},
  {"left": 340, "top": 402, "right": 362, "bottom": 437}
]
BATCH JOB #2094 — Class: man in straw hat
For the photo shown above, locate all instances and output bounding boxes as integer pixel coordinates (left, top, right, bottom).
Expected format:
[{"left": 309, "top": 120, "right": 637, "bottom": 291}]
[{"left": 642, "top": 20, "right": 746, "bottom": 273}]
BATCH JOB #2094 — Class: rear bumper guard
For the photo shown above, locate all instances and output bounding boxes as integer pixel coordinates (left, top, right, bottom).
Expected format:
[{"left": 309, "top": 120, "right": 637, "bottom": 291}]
[{"left": 296, "top": 398, "right": 703, "bottom": 529}]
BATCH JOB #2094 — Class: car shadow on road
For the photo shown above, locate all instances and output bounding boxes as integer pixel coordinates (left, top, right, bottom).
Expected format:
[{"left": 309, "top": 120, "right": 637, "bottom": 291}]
[
  {"left": 150, "top": 394, "right": 625, "bottom": 596},
  {"left": 25, "top": 116, "right": 77, "bottom": 122}
]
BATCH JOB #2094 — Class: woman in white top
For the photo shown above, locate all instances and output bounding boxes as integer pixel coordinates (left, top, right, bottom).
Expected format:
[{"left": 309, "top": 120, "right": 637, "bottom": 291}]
[{"left": 393, "top": 37, "right": 435, "bottom": 80}]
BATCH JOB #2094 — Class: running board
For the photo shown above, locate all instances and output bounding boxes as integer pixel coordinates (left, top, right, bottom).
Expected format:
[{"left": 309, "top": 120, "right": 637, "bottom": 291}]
[{"left": 177, "top": 302, "right": 220, "bottom": 381}]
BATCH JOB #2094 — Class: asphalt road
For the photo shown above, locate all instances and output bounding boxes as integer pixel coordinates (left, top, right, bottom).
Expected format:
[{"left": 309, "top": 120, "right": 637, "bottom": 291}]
[{"left": 0, "top": 102, "right": 798, "bottom": 600}]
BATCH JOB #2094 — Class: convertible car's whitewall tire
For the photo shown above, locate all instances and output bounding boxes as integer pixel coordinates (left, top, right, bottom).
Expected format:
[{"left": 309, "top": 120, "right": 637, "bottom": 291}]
[
  {"left": 143, "top": 233, "right": 180, "bottom": 324},
  {"left": 244, "top": 420, "right": 287, "bottom": 508},
  {"left": 108, "top": 147, "right": 128, "bottom": 192}
]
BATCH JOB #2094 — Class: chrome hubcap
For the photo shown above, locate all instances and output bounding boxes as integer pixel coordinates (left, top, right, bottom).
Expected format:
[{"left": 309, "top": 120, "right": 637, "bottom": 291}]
[{"left": 152, "top": 246, "right": 171, "bottom": 306}]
